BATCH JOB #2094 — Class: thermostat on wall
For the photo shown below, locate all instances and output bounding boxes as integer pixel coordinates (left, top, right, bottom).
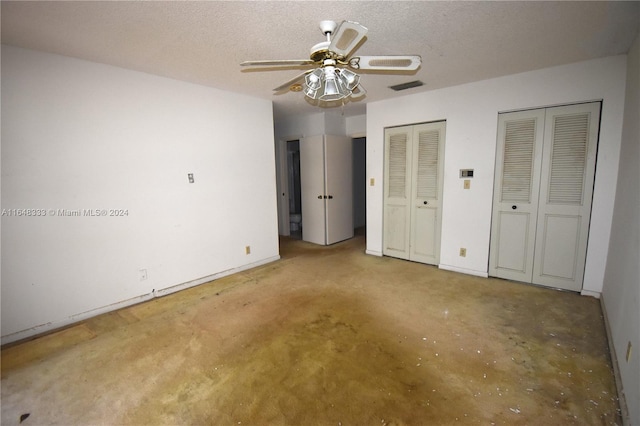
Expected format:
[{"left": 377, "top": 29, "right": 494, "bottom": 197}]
[{"left": 460, "top": 169, "right": 474, "bottom": 178}]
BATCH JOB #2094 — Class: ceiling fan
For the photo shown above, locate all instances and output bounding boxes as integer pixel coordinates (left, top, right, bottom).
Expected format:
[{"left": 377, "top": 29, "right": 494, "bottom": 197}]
[{"left": 240, "top": 20, "right": 421, "bottom": 105}]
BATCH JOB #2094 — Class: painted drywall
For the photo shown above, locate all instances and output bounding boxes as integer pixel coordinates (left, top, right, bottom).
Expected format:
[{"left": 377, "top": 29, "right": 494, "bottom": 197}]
[
  {"left": 346, "top": 115, "right": 366, "bottom": 137},
  {"left": 366, "top": 55, "right": 627, "bottom": 294},
  {"left": 602, "top": 32, "right": 640, "bottom": 425},
  {"left": 274, "top": 112, "right": 326, "bottom": 142},
  {"left": 1, "top": 46, "right": 280, "bottom": 342}
]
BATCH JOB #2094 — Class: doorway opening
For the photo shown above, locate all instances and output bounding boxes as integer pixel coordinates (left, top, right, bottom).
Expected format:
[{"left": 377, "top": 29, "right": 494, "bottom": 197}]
[
  {"left": 287, "top": 140, "right": 302, "bottom": 239},
  {"left": 353, "top": 137, "right": 367, "bottom": 237},
  {"left": 285, "top": 136, "right": 367, "bottom": 242}
]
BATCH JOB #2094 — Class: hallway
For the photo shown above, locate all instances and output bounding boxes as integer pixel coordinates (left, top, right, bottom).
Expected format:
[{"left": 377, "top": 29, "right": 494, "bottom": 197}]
[{"left": 1, "top": 235, "right": 621, "bottom": 425}]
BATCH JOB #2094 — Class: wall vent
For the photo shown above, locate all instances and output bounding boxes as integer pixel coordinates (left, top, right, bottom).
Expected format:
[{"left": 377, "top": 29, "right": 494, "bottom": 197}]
[{"left": 389, "top": 80, "right": 424, "bottom": 91}]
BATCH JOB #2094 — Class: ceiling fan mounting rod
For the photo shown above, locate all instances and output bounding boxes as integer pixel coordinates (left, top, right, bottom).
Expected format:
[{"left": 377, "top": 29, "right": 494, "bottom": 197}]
[{"left": 319, "top": 20, "right": 337, "bottom": 38}]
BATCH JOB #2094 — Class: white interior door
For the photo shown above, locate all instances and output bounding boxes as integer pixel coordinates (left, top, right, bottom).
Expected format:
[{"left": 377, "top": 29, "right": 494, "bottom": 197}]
[
  {"left": 324, "top": 135, "right": 354, "bottom": 245},
  {"left": 383, "top": 122, "right": 445, "bottom": 265},
  {"left": 532, "top": 103, "right": 600, "bottom": 291},
  {"left": 383, "top": 126, "right": 412, "bottom": 260},
  {"left": 489, "top": 102, "right": 600, "bottom": 291},
  {"left": 300, "top": 135, "right": 326, "bottom": 245},
  {"left": 410, "top": 122, "right": 446, "bottom": 264},
  {"left": 489, "top": 109, "right": 545, "bottom": 282},
  {"left": 300, "top": 135, "right": 353, "bottom": 245}
]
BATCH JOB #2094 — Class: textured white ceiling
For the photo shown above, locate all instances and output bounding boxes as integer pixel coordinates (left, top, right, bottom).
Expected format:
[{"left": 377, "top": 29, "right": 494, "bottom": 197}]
[{"left": 2, "top": 1, "right": 639, "bottom": 120}]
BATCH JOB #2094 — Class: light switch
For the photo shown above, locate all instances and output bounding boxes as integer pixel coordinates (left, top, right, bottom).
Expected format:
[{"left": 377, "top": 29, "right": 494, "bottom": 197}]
[
  {"left": 464, "top": 179, "right": 470, "bottom": 189},
  {"left": 370, "top": 178, "right": 375, "bottom": 186}
]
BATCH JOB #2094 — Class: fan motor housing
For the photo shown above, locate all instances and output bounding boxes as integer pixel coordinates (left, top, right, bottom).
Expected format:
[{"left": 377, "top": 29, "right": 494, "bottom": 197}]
[{"left": 310, "top": 41, "right": 331, "bottom": 62}]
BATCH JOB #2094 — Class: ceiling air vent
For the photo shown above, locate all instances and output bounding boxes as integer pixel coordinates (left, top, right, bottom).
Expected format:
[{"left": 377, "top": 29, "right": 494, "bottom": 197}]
[{"left": 389, "top": 80, "right": 424, "bottom": 91}]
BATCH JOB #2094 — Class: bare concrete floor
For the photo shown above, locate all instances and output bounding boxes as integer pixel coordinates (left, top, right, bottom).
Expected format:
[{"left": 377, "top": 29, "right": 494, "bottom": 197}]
[{"left": 1, "top": 235, "right": 621, "bottom": 425}]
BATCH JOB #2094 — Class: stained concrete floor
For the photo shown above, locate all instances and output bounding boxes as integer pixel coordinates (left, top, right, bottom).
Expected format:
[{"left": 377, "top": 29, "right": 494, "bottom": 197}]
[{"left": 1, "top": 234, "right": 621, "bottom": 425}]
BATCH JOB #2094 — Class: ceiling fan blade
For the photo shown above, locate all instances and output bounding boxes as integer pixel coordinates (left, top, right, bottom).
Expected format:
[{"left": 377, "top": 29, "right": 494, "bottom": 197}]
[
  {"left": 273, "top": 70, "right": 313, "bottom": 92},
  {"left": 329, "top": 21, "right": 368, "bottom": 58},
  {"left": 349, "top": 55, "right": 421, "bottom": 71},
  {"left": 241, "top": 59, "right": 315, "bottom": 67}
]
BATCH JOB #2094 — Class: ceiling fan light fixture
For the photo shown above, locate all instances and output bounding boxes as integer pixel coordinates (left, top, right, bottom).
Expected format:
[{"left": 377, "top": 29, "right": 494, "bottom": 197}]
[
  {"left": 303, "top": 69, "right": 323, "bottom": 98},
  {"left": 319, "top": 67, "right": 345, "bottom": 101},
  {"left": 303, "top": 65, "right": 361, "bottom": 102},
  {"left": 337, "top": 68, "right": 360, "bottom": 90}
]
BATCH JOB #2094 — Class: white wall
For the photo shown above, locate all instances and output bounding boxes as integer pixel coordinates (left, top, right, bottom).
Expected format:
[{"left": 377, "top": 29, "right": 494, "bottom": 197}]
[
  {"left": 274, "top": 112, "right": 326, "bottom": 142},
  {"left": 366, "top": 55, "right": 627, "bottom": 294},
  {"left": 602, "top": 32, "right": 640, "bottom": 425},
  {"left": 346, "top": 114, "right": 366, "bottom": 137},
  {"left": 1, "top": 46, "right": 280, "bottom": 343}
]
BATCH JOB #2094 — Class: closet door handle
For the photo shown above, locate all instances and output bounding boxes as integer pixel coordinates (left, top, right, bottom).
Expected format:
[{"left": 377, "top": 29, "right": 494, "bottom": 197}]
[
  {"left": 318, "top": 195, "right": 323, "bottom": 199},
  {"left": 328, "top": 195, "right": 333, "bottom": 199},
  {"left": 423, "top": 201, "right": 428, "bottom": 205},
  {"left": 512, "top": 205, "right": 517, "bottom": 210}
]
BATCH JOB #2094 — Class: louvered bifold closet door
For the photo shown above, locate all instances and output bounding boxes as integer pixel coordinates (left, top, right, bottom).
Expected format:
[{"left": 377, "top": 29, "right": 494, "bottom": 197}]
[
  {"left": 383, "top": 126, "right": 412, "bottom": 259},
  {"left": 410, "top": 122, "right": 446, "bottom": 264},
  {"left": 489, "top": 109, "right": 545, "bottom": 282},
  {"left": 532, "top": 103, "right": 600, "bottom": 291}
]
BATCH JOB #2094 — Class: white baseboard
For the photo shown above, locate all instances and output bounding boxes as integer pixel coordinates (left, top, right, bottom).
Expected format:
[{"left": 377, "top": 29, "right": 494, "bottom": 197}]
[
  {"left": 438, "top": 264, "right": 489, "bottom": 278},
  {"left": 1, "top": 255, "right": 280, "bottom": 346},
  {"left": 599, "top": 295, "right": 631, "bottom": 425},
  {"left": 365, "top": 249, "right": 383, "bottom": 257},
  {"left": 580, "top": 289, "right": 602, "bottom": 298}
]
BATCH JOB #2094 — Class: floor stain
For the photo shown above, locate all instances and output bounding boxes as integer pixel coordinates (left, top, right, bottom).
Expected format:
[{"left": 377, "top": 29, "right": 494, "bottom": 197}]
[{"left": 1, "top": 235, "right": 621, "bottom": 425}]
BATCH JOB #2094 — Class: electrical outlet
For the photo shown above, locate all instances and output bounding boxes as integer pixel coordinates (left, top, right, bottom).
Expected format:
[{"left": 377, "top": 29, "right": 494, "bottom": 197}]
[
  {"left": 459, "top": 248, "right": 467, "bottom": 257},
  {"left": 370, "top": 178, "right": 375, "bottom": 186},
  {"left": 188, "top": 173, "right": 194, "bottom": 183},
  {"left": 627, "top": 341, "right": 633, "bottom": 362},
  {"left": 245, "top": 245, "right": 251, "bottom": 255},
  {"left": 464, "top": 179, "right": 471, "bottom": 189},
  {"left": 139, "top": 269, "right": 148, "bottom": 281}
]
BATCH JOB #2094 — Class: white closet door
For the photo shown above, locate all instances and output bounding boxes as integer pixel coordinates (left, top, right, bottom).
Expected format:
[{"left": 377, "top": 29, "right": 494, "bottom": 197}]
[
  {"left": 300, "top": 135, "right": 326, "bottom": 245},
  {"left": 410, "top": 122, "right": 446, "bottom": 264},
  {"left": 489, "top": 109, "right": 545, "bottom": 282},
  {"left": 532, "top": 103, "right": 600, "bottom": 291},
  {"left": 383, "top": 122, "right": 445, "bottom": 265},
  {"left": 325, "top": 135, "right": 354, "bottom": 245},
  {"left": 383, "top": 126, "right": 412, "bottom": 260},
  {"left": 489, "top": 102, "right": 600, "bottom": 292}
]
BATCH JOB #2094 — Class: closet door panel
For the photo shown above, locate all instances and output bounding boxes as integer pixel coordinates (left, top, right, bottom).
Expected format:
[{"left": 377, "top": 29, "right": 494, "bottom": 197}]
[
  {"left": 532, "top": 103, "right": 600, "bottom": 290},
  {"left": 489, "top": 110, "right": 545, "bottom": 282},
  {"left": 410, "top": 122, "right": 445, "bottom": 265},
  {"left": 492, "top": 211, "right": 533, "bottom": 274},
  {"left": 412, "top": 206, "right": 438, "bottom": 260},
  {"left": 383, "top": 127, "right": 412, "bottom": 260},
  {"left": 536, "top": 214, "right": 581, "bottom": 281}
]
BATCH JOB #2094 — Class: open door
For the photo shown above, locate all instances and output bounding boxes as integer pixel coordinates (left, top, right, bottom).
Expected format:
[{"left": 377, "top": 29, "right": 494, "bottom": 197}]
[{"left": 300, "top": 135, "right": 353, "bottom": 245}]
